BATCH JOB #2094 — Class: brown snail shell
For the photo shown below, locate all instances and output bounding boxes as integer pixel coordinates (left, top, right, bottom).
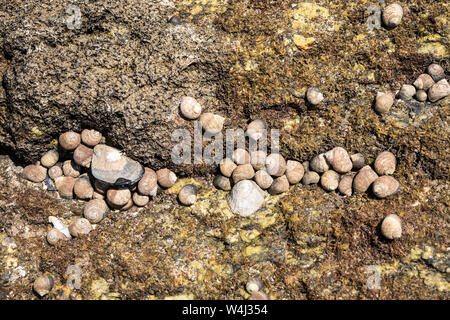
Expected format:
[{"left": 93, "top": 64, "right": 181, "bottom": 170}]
[
  {"left": 54, "top": 176, "right": 76, "bottom": 199},
  {"left": 46, "top": 228, "right": 69, "bottom": 245},
  {"left": 249, "top": 291, "right": 269, "bottom": 300},
  {"left": 23, "top": 164, "right": 47, "bottom": 183},
  {"left": 382, "top": 3, "right": 403, "bottom": 28},
  {"left": 353, "top": 165, "right": 378, "bottom": 193},
  {"left": 398, "top": 84, "right": 416, "bottom": 101},
  {"left": 306, "top": 86, "right": 324, "bottom": 105},
  {"left": 428, "top": 79, "right": 450, "bottom": 102},
  {"left": 73, "top": 144, "right": 94, "bottom": 168},
  {"left": 250, "top": 150, "right": 267, "bottom": 171},
  {"left": 106, "top": 188, "right": 132, "bottom": 208},
  {"left": 62, "top": 160, "right": 81, "bottom": 178},
  {"left": 59, "top": 131, "right": 81, "bottom": 151},
  {"left": 233, "top": 148, "right": 250, "bottom": 165},
  {"left": 83, "top": 199, "right": 108, "bottom": 223},
  {"left": 350, "top": 153, "right": 365, "bottom": 171},
  {"left": 69, "top": 217, "right": 93, "bottom": 237},
  {"left": 180, "top": 96, "right": 202, "bottom": 120},
  {"left": 232, "top": 164, "right": 255, "bottom": 184},
  {"left": 374, "top": 91, "right": 394, "bottom": 114},
  {"left": 265, "top": 153, "right": 287, "bottom": 177},
  {"left": 41, "top": 149, "right": 59, "bottom": 168},
  {"left": 246, "top": 119, "right": 267, "bottom": 141},
  {"left": 324, "top": 147, "right": 352, "bottom": 173},
  {"left": 213, "top": 174, "right": 231, "bottom": 191},
  {"left": 320, "top": 170, "right": 340, "bottom": 191},
  {"left": 137, "top": 167, "right": 158, "bottom": 196},
  {"left": 268, "top": 175, "right": 289, "bottom": 195},
  {"left": 413, "top": 74, "right": 435, "bottom": 91},
  {"left": 199, "top": 112, "right": 225, "bottom": 135},
  {"left": 178, "top": 184, "right": 198, "bottom": 206},
  {"left": 33, "top": 274, "right": 54, "bottom": 297},
  {"left": 372, "top": 176, "right": 400, "bottom": 198},
  {"left": 427, "top": 63, "right": 445, "bottom": 82},
  {"left": 132, "top": 192, "right": 150, "bottom": 207},
  {"left": 81, "top": 129, "right": 103, "bottom": 147},
  {"left": 48, "top": 165, "right": 63, "bottom": 180},
  {"left": 374, "top": 151, "right": 396, "bottom": 175},
  {"left": 73, "top": 174, "right": 94, "bottom": 200},
  {"left": 156, "top": 168, "right": 177, "bottom": 189},
  {"left": 285, "top": 160, "right": 304, "bottom": 184},
  {"left": 309, "top": 153, "right": 329, "bottom": 173},
  {"left": 302, "top": 170, "right": 320, "bottom": 185},
  {"left": 254, "top": 169, "right": 273, "bottom": 190},
  {"left": 415, "top": 90, "right": 427, "bottom": 102},
  {"left": 121, "top": 198, "right": 134, "bottom": 211},
  {"left": 381, "top": 214, "right": 402, "bottom": 240},
  {"left": 338, "top": 173, "right": 355, "bottom": 196},
  {"left": 219, "top": 158, "right": 237, "bottom": 177}
]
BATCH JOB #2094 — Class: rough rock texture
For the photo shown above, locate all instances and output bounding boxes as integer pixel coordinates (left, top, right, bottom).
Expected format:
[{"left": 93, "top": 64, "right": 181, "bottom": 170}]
[{"left": 0, "top": 0, "right": 449, "bottom": 300}]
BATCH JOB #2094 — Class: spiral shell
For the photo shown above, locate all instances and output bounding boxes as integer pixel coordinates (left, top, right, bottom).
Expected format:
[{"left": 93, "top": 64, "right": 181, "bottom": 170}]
[
  {"left": 199, "top": 112, "right": 225, "bottom": 135},
  {"left": 83, "top": 199, "right": 108, "bottom": 223},
  {"left": 106, "top": 188, "right": 132, "bottom": 208},
  {"left": 233, "top": 148, "right": 250, "bottom": 165},
  {"left": 285, "top": 160, "right": 304, "bottom": 184},
  {"left": 309, "top": 153, "right": 329, "bottom": 173},
  {"left": 350, "top": 153, "right": 365, "bottom": 171},
  {"left": 374, "top": 91, "right": 394, "bottom": 114},
  {"left": 23, "top": 164, "right": 47, "bottom": 183},
  {"left": 268, "top": 175, "right": 289, "bottom": 195},
  {"left": 427, "top": 63, "right": 445, "bottom": 82},
  {"left": 48, "top": 165, "right": 63, "bottom": 180},
  {"left": 138, "top": 167, "right": 158, "bottom": 196},
  {"left": 73, "top": 174, "right": 94, "bottom": 200},
  {"left": 265, "top": 153, "right": 287, "bottom": 177},
  {"left": 246, "top": 278, "right": 264, "bottom": 294},
  {"left": 232, "top": 164, "right": 255, "bottom": 184},
  {"left": 338, "top": 173, "right": 355, "bottom": 196},
  {"left": 178, "top": 184, "right": 198, "bottom": 206},
  {"left": 374, "top": 151, "right": 396, "bottom": 175},
  {"left": 306, "top": 86, "right": 324, "bottom": 105},
  {"left": 41, "top": 150, "right": 59, "bottom": 168},
  {"left": 69, "top": 217, "right": 93, "bottom": 237},
  {"left": 353, "top": 165, "right": 378, "bottom": 193},
  {"left": 254, "top": 170, "right": 273, "bottom": 189},
  {"left": 302, "top": 171, "right": 320, "bottom": 185},
  {"left": 372, "top": 176, "right": 400, "bottom": 198},
  {"left": 156, "top": 168, "right": 177, "bottom": 188},
  {"left": 413, "top": 74, "right": 435, "bottom": 91},
  {"left": 324, "top": 147, "right": 352, "bottom": 173},
  {"left": 320, "top": 170, "right": 339, "bottom": 191},
  {"left": 246, "top": 119, "right": 267, "bottom": 141},
  {"left": 132, "top": 192, "right": 150, "bottom": 207},
  {"left": 55, "top": 176, "right": 76, "bottom": 199},
  {"left": 180, "top": 96, "right": 202, "bottom": 120},
  {"left": 398, "top": 84, "right": 416, "bottom": 101},
  {"left": 33, "top": 274, "right": 54, "bottom": 297},
  {"left": 81, "top": 129, "right": 102, "bottom": 147},
  {"left": 73, "top": 144, "right": 94, "bottom": 168},
  {"left": 121, "top": 198, "right": 134, "bottom": 211},
  {"left": 62, "top": 160, "right": 81, "bottom": 178},
  {"left": 428, "top": 79, "right": 450, "bottom": 102},
  {"left": 381, "top": 214, "right": 402, "bottom": 240},
  {"left": 219, "top": 158, "right": 237, "bottom": 177},
  {"left": 59, "top": 131, "right": 81, "bottom": 151},
  {"left": 213, "top": 174, "right": 231, "bottom": 191},
  {"left": 46, "top": 228, "right": 69, "bottom": 245},
  {"left": 382, "top": 4, "right": 403, "bottom": 28}
]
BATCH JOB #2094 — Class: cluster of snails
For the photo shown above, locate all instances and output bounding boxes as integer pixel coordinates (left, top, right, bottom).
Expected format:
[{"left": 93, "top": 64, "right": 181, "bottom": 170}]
[
  {"left": 22, "top": 129, "right": 179, "bottom": 245},
  {"left": 375, "top": 63, "right": 449, "bottom": 114}
]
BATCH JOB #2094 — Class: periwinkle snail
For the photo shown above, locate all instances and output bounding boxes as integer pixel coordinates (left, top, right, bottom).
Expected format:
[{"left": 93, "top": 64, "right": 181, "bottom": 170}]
[
  {"left": 219, "top": 158, "right": 237, "bottom": 177},
  {"left": 372, "top": 175, "right": 400, "bottom": 198},
  {"left": 381, "top": 214, "right": 402, "bottom": 240},
  {"left": 81, "top": 129, "right": 103, "bottom": 147},
  {"left": 268, "top": 175, "right": 289, "bottom": 195},
  {"left": 47, "top": 228, "right": 69, "bottom": 245},
  {"left": 246, "top": 278, "right": 264, "bottom": 294},
  {"left": 22, "top": 164, "right": 47, "bottom": 183},
  {"left": 68, "top": 217, "right": 93, "bottom": 237},
  {"left": 40, "top": 150, "right": 59, "bottom": 168},
  {"left": 306, "top": 86, "right": 324, "bottom": 105},
  {"left": 156, "top": 168, "right": 177, "bottom": 189},
  {"left": 83, "top": 199, "right": 108, "bottom": 224},
  {"left": 324, "top": 147, "right": 352, "bottom": 173},
  {"left": 59, "top": 131, "right": 81, "bottom": 151},
  {"left": 199, "top": 112, "right": 225, "bottom": 135},
  {"left": 382, "top": 3, "right": 403, "bottom": 28},
  {"left": 180, "top": 96, "right": 202, "bottom": 120},
  {"left": 265, "top": 153, "right": 286, "bottom": 177},
  {"left": 178, "top": 184, "right": 198, "bottom": 206},
  {"left": 353, "top": 165, "right": 378, "bottom": 193},
  {"left": 374, "top": 91, "right": 394, "bottom": 114},
  {"left": 33, "top": 274, "right": 54, "bottom": 297},
  {"left": 106, "top": 188, "right": 132, "bottom": 208}
]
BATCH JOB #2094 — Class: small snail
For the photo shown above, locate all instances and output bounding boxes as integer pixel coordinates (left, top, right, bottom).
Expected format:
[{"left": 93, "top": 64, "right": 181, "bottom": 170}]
[
  {"left": 213, "top": 174, "right": 232, "bottom": 191},
  {"left": 398, "top": 84, "right": 416, "bottom": 101},
  {"left": 374, "top": 151, "right": 396, "bottom": 175},
  {"left": 374, "top": 91, "right": 394, "bottom": 114},
  {"left": 415, "top": 90, "right": 427, "bottom": 102},
  {"left": 48, "top": 165, "right": 63, "bottom": 180},
  {"left": 59, "top": 131, "right": 81, "bottom": 151},
  {"left": 178, "top": 184, "right": 198, "bottom": 206},
  {"left": 180, "top": 96, "right": 202, "bottom": 120},
  {"left": 54, "top": 176, "right": 76, "bottom": 199},
  {"left": 40, "top": 149, "right": 59, "bottom": 168},
  {"left": 249, "top": 291, "right": 269, "bottom": 300},
  {"left": 250, "top": 150, "right": 267, "bottom": 171},
  {"left": 254, "top": 169, "right": 273, "bottom": 190},
  {"left": 47, "top": 228, "right": 69, "bottom": 245},
  {"left": 309, "top": 153, "right": 329, "bottom": 173},
  {"left": 232, "top": 164, "right": 255, "bottom": 184},
  {"left": 428, "top": 79, "right": 450, "bottom": 102},
  {"left": 413, "top": 74, "right": 435, "bottom": 91},
  {"left": 338, "top": 173, "right": 355, "bottom": 196},
  {"left": 83, "top": 199, "right": 108, "bottom": 224},
  {"left": 73, "top": 144, "right": 94, "bottom": 168},
  {"left": 381, "top": 214, "right": 402, "bottom": 240},
  {"left": 246, "top": 278, "right": 264, "bottom": 294},
  {"left": 81, "top": 129, "right": 103, "bottom": 147},
  {"left": 156, "top": 168, "right": 177, "bottom": 188},
  {"left": 324, "top": 147, "right": 352, "bottom": 173},
  {"left": 320, "top": 170, "right": 340, "bottom": 191},
  {"left": 68, "top": 217, "right": 93, "bottom": 237},
  {"left": 427, "top": 63, "right": 445, "bottom": 82},
  {"left": 219, "top": 158, "right": 237, "bottom": 177},
  {"left": 350, "top": 153, "right": 365, "bottom": 171},
  {"left": 106, "top": 188, "right": 132, "bottom": 208},
  {"left": 33, "top": 274, "right": 54, "bottom": 297},
  {"left": 62, "top": 160, "right": 81, "bottom": 178},
  {"left": 265, "top": 153, "right": 287, "bottom": 177},
  {"left": 268, "top": 175, "right": 289, "bottom": 195},
  {"left": 306, "top": 86, "right": 324, "bottom": 105},
  {"left": 199, "top": 112, "right": 225, "bottom": 135},
  {"left": 246, "top": 119, "right": 267, "bottom": 141},
  {"left": 353, "top": 165, "right": 378, "bottom": 193},
  {"left": 302, "top": 170, "right": 320, "bottom": 185},
  {"left": 285, "top": 160, "right": 304, "bottom": 184},
  {"left": 233, "top": 148, "right": 250, "bottom": 165},
  {"left": 132, "top": 192, "right": 150, "bottom": 207},
  {"left": 382, "top": 3, "right": 403, "bottom": 28},
  {"left": 372, "top": 176, "right": 400, "bottom": 198},
  {"left": 73, "top": 174, "right": 94, "bottom": 200},
  {"left": 138, "top": 167, "right": 158, "bottom": 196},
  {"left": 22, "top": 164, "right": 47, "bottom": 183}
]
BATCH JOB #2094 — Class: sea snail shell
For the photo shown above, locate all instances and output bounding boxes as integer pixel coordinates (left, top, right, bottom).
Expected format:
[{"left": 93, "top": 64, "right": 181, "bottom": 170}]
[
  {"left": 132, "top": 192, "right": 150, "bottom": 207},
  {"left": 81, "top": 129, "right": 103, "bottom": 147},
  {"left": 73, "top": 174, "right": 94, "bottom": 200},
  {"left": 59, "top": 131, "right": 81, "bottom": 151},
  {"left": 246, "top": 278, "right": 264, "bottom": 294},
  {"left": 73, "top": 144, "right": 94, "bottom": 168},
  {"left": 268, "top": 175, "right": 290, "bottom": 195},
  {"left": 353, "top": 165, "right": 378, "bottom": 193},
  {"left": 320, "top": 170, "right": 340, "bottom": 191},
  {"left": 372, "top": 175, "right": 400, "bottom": 198},
  {"left": 232, "top": 164, "right": 255, "bottom": 184},
  {"left": 219, "top": 158, "right": 237, "bottom": 177},
  {"left": 374, "top": 151, "right": 396, "bottom": 175},
  {"left": 375, "top": 91, "right": 394, "bottom": 114},
  {"left": 428, "top": 79, "right": 450, "bottom": 102},
  {"left": 413, "top": 74, "right": 435, "bottom": 91},
  {"left": 138, "top": 168, "right": 158, "bottom": 196},
  {"left": 156, "top": 168, "right": 177, "bottom": 189},
  {"left": 106, "top": 188, "right": 132, "bottom": 208},
  {"left": 83, "top": 199, "right": 109, "bottom": 224},
  {"left": 382, "top": 4, "right": 403, "bottom": 28},
  {"left": 199, "top": 112, "right": 225, "bottom": 135},
  {"left": 33, "top": 274, "right": 54, "bottom": 297},
  {"left": 68, "top": 217, "right": 93, "bottom": 237},
  {"left": 306, "top": 87, "right": 324, "bottom": 105},
  {"left": 265, "top": 153, "right": 287, "bottom": 177},
  {"left": 180, "top": 96, "right": 202, "bottom": 120},
  {"left": 178, "top": 184, "right": 198, "bottom": 206},
  {"left": 254, "top": 170, "right": 273, "bottom": 190},
  {"left": 46, "top": 228, "right": 69, "bottom": 245},
  {"left": 41, "top": 150, "right": 59, "bottom": 168},
  {"left": 23, "top": 164, "right": 47, "bottom": 183},
  {"left": 381, "top": 214, "right": 402, "bottom": 240},
  {"left": 324, "top": 147, "right": 352, "bottom": 174}
]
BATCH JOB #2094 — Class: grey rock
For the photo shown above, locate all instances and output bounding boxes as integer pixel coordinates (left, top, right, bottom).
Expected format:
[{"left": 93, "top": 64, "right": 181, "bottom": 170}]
[{"left": 228, "top": 180, "right": 265, "bottom": 217}]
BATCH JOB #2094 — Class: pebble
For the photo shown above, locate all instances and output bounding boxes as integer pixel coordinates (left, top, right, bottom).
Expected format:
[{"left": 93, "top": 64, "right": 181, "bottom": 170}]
[
  {"left": 265, "top": 153, "right": 286, "bottom": 177},
  {"left": 250, "top": 150, "right": 267, "bottom": 171},
  {"left": 213, "top": 174, "right": 232, "bottom": 191},
  {"left": 285, "top": 160, "right": 304, "bottom": 184},
  {"left": 372, "top": 176, "right": 400, "bottom": 198},
  {"left": 62, "top": 160, "right": 81, "bottom": 178},
  {"left": 268, "top": 175, "right": 290, "bottom": 195},
  {"left": 180, "top": 96, "right": 202, "bottom": 120},
  {"left": 59, "top": 131, "right": 81, "bottom": 151},
  {"left": 137, "top": 167, "right": 158, "bottom": 196},
  {"left": 73, "top": 144, "right": 94, "bottom": 168},
  {"left": 254, "top": 170, "right": 273, "bottom": 190},
  {"left": 73, "top": 174, "right": 94, "bottom": 200},
  {"left": 324, "top": 147, "right": 352, "bottom": 173},
  {"left": 220, "top": 158, "right": 237, "bottom": 177},
  {"left": 178, "top": 184, "right": 198, "bottom": 206},
  {"left": 228, "top": 180, "right": 265, "bottom": 217},
  {"left": 350, "top": 153, "right": 365, "bottom": 171},
  {"left": 309, "top": 153, "right": 329, "bottom": 173},
  {"left": 106, "top": 188, "right": 132, "bottom": 208},
  {"left": 320, "top": 170, "right": 340, "bottom": 191},
  {"left": 40, "top": 150, "right": 59, "bottom": 168},
  {"left": 156, "top": 168, "right": 177, "bottom": 188},
  {"left": 232, "top": 164, "right": 255, "bottom": 184},
  {"left": 54, "top": 176, "right": 76, "bottom": 199},
  {"left": 91, "top": 144, "right": 144, "bottom": 186},
  {"left": 353, "top": 165, "right": 378, "bottom": 193},
  {"left": 381, "top": 214, "right": 402, "bottom": 240},
  {"left": 83, "top": 199, "right": 108, "bottom": 224},
  {"left": 81, "top": 129, "right": 103, "bottom": 147},
  {"left": 374, "top": 151, "right": 396, "bottom": 175},
  {"left": 48, "top": 165, "right": 63, "bottom": 180},
  {"left": 23, "top": 164, "right": 47, "bottom": 183}
]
